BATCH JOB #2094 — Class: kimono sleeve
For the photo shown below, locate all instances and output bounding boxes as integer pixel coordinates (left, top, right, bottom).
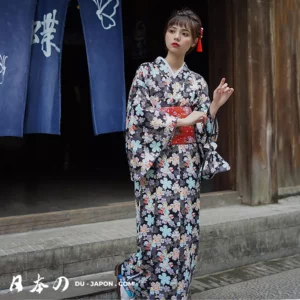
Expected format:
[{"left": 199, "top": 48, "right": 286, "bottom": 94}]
[
  {"left": 193, "top": 75, "right": 230, "bottom": 181},
  {"left": 193, "top": 76, "right": 219, "bottom": 146},
  {"left": 125, "top": 64, "right": 178, "bottom": 181}
]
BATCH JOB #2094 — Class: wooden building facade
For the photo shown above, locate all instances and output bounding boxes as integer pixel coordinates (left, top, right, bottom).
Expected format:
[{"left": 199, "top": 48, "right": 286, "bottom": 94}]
[
  {"left": 209, "top": 0, "right": 300, "bottom": 205},
  {"left": 0, "top": 0, "right": 299, "bottom": 234}
]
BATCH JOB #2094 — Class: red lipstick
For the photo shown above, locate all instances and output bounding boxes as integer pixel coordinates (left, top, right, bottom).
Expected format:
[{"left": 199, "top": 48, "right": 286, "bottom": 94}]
[{"left": 172, "top": 42, "right": 180, "bottom": 47}]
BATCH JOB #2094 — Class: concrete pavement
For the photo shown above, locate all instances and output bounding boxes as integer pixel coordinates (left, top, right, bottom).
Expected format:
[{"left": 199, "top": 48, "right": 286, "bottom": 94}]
[{"left": 192, "top": 268, "right": 300, "bottom": 299}]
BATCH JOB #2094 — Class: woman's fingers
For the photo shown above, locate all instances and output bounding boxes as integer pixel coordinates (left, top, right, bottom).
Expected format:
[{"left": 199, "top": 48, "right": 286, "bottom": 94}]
[
  {"left": 189, "top": 111, "right": 207, "bottom": 125},
  {"left": 187, "top": 111, "right": 205, "bottom": 125},
  {"left": 222, "top": 86, "right": 234, "bottom": 94},
  {"left": 198, "top": 116, "right": 207, "bottom": 124},
  {"left": 197, "top": 112, "right": 207, "bottom": 123},
  {"left": 219, "top": 78, "right": 226, "bottom": 87},
  {"left": 198, "top": 114, "right": 207, "bottom": 120},
  {"left": 216, "top": 87, "right": 222, "bottom": 94},
  {"left": 192, "top": 111, "right": 207, "bottom": 117}
]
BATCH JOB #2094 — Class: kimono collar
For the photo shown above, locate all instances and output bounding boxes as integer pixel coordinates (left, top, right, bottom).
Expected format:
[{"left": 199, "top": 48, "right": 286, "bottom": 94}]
[{"left": 155, "top": 56, "right": 189, "bottom": 78}]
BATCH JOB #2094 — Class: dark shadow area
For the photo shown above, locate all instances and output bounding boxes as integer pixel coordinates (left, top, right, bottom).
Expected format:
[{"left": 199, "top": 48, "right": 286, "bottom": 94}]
[{"left": 0, "top": 0, "right": 213, "bottom": 218}]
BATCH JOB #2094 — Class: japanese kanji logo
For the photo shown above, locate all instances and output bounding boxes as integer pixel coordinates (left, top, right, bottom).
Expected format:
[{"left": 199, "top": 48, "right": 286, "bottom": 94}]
[{"left": 10, "top": 274, "right": 69, "bottom": 294}]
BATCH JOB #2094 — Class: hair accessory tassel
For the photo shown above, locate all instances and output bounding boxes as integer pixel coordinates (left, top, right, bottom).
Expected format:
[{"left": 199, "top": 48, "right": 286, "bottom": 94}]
[{"left": 197, "top": 27, "right": 204, "bottom": 52}]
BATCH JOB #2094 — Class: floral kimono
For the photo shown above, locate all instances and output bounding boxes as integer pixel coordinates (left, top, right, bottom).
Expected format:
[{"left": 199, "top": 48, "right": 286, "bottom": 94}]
[{"left": 121, "top": 56, "right": 225, "bottom": 300}]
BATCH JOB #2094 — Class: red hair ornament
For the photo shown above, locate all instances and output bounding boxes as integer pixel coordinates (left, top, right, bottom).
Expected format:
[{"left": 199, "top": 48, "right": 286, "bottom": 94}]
[{"left": 197, "top": 27, "right": 204, "bottom": 52}]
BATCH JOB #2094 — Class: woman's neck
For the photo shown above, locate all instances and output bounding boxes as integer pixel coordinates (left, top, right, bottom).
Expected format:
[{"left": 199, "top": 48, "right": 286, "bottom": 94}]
[{"left": 164, "top": 52, "right": 185, "bottom": 73}]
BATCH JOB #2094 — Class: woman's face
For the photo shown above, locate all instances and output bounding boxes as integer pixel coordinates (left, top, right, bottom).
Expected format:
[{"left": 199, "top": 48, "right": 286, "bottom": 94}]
[{"left": 165, "top": 25, "right": 197, "bottom": 56}]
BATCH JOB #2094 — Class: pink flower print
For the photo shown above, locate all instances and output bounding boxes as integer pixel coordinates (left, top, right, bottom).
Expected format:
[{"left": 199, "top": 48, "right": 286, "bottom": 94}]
[
  {"left": 180, "top": 234, "right": 187, "bottom": 246},
  {"left": 150, "top": 117, "right": 163, "bottom": 129},
  {"left": 186, "top": 136, "right": 196, "bottom": 143},
  {"left": 185, "top": 254, "right": 191, "bottom": 268},
  {"left": 171, "top": 200, "right": 180, "bottom": 213},
  {"left": 178, "top": 280, "right": 185, "bottom": 293},
  {"left": 171, "top": 248, "right": 180, "bottom": 260},
  {"left": 184, "top": 158, "right": 191, "bottom": 167},
  {"left": 180, "top": 187, "right": 189, "bottom": 199},
  {"left": 140, "top": 224, "right": 148, "bottom": 236},
  {"left": 172, "top": 230, "right": 180, "bottom": 242},
  {"left": 150, "top": 282, "right": 161, "bottom": 294},
  {"left": 130, "top": 157, "right": 139, "bottom": 168},
  {"left": 143, "top": 195, "right": 149, "bottom": 205},
  {"left": 172, "top": 183, "right": 180, "bottom": 193},
  {"left": 153, "top": 234, "right": 162, "bottom": 245},
  {"left": 156, "top": 186, "right": 163, "bottom": 199},
  {"left": 169, "top": 153, "right": 179, "bottom": 166}
]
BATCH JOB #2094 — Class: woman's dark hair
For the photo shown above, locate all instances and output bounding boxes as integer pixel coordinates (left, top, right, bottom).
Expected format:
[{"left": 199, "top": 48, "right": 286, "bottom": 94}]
[{"left": 164, "top": 8, "right": 202, "bottom": 53}]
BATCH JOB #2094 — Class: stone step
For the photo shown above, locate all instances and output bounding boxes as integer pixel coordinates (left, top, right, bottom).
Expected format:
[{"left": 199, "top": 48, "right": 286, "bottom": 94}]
[
  {"left": 0, "top": 196, "right": 299, "bottom": 299},
  {"left": 0, "top": 191, "right": 240, "bottom": 235}
]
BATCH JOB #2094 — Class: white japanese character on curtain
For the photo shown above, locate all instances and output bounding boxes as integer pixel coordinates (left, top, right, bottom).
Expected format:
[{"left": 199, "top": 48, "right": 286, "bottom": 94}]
[{"left": 33, "top": 9, "right": 60, "bottom": 57}]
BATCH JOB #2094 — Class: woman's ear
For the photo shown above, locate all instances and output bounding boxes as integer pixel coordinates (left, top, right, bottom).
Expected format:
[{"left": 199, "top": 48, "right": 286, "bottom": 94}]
[{"left": 192, "top": 37, "right": 199, "bottom": 48}]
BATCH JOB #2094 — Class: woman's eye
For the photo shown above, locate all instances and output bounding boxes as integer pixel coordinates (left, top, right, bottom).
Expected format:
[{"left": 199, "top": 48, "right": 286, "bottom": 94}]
[{"left": 183, "top": 33, "right": 189, "bottom": 37}]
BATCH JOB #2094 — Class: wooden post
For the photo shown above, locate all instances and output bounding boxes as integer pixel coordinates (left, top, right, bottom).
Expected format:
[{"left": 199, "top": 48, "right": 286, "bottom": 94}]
[
  {"left": 275, "top": 0, "right": 300, "bottom": 189},
  {"left": 208, "top": 0, "right": 236, "bottom": 192},
  {"left": 233, "top": 0, "right": 278, "bottom": 205}
]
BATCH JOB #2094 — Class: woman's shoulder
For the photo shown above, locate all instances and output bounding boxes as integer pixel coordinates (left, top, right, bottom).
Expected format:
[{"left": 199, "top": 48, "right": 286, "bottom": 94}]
[
  {"left": 136, "top": 61, "right": 155, "bottom": 71},
  {"left": 189, "top": 69, "right": 204, "bottom": 81},
  {"left": 134, "top": 59, "right": 163, "bottom": 81},
  {"left": 190, "top": 70, "right": 208, "bottom": 88},
  {"left": 134, "top": 61, "right": 155, "bottom": 79}
]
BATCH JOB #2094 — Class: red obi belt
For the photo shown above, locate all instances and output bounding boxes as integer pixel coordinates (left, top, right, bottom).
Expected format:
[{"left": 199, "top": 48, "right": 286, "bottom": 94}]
[{"left": 160, "top": 106, "right": 196, "bottom": 145}]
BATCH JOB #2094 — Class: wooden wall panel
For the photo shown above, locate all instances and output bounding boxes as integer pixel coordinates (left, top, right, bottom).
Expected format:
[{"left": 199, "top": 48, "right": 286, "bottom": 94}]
[
  {"left": 208, "top": 0, "right": 236, "bottom": 191},
  {"left": 207, "top": 0, "right": 300, "bottom": 200},
  {"left": 275, "top": 0, "right": 300, "bottom": 188},
  {"left": 232, "top": 0, "right": 278, "bottom": 205}
]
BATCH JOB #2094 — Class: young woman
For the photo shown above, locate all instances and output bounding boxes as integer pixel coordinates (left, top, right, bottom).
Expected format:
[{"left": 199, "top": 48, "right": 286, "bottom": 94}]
[{"left": 115, "top": 8, "right": 234, "bottom": 300}]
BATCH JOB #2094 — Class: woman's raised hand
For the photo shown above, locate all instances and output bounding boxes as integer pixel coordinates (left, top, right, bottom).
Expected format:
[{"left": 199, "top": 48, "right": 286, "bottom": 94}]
[{"left": 213, "top": 78, "right": 234, "bottom": 108}]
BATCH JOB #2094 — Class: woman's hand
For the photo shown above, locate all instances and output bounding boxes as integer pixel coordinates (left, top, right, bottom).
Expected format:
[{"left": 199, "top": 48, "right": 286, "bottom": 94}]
[
  {"left": 210, "top": 78, "right": 234, "bottom": 118},
  {"left": 176, "top": 111, "right": 207, "bottom": 127}
]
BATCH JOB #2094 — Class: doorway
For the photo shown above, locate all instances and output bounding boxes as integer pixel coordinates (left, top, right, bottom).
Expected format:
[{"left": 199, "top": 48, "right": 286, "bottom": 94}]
[{"left": 0, "top": 0, "right": 234, "bottom": 220}]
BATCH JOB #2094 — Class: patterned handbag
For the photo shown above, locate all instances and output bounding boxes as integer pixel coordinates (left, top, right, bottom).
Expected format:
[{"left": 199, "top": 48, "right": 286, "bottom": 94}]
[{"left": 199, "top": 112, "right": 230, "bottom": 182}]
